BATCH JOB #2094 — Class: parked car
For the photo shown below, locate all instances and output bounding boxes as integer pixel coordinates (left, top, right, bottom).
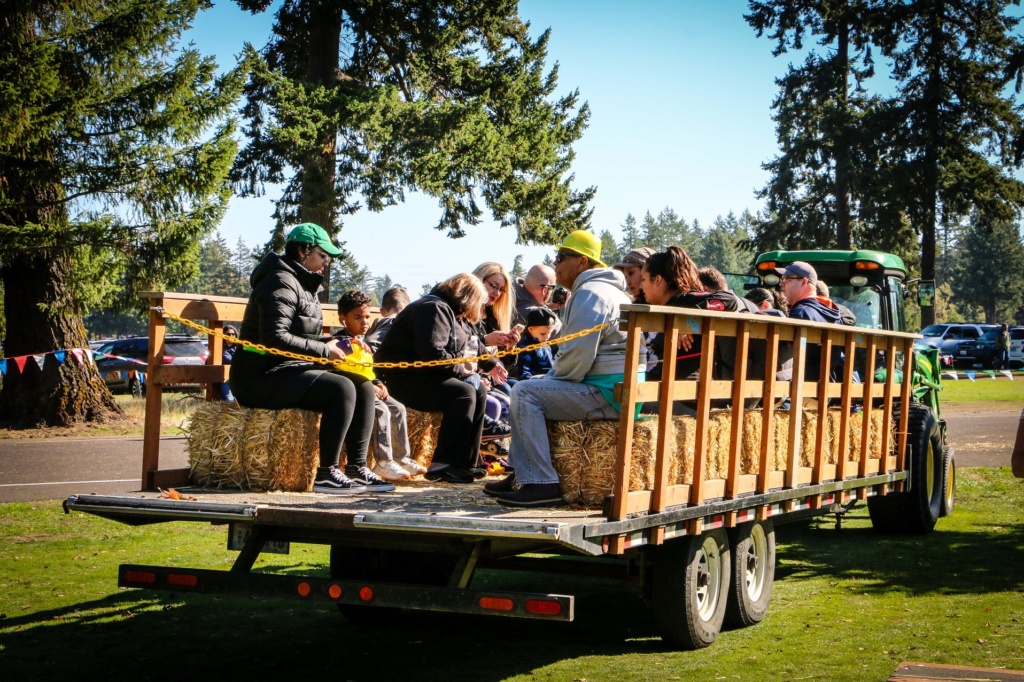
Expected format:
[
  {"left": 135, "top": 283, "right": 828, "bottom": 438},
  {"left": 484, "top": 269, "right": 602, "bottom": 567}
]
[
  {"left": 918, "top": 323, "right": 997, "bottom": 368},
  {"left": 93, "top": 335, "right": 208, "bottom": 396},
  {"left": 1006, "top": 327, "right": 1024, "bottom": 369}
]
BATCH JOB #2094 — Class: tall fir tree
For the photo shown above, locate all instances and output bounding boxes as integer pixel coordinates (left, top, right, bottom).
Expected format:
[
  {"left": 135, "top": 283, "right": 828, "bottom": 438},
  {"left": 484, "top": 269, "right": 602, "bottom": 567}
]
[
  {"left": 599, "top": 230, "right": 621, "bottom": 267},
  {"left": 231, "top": 0, "right": 595, "bottom": 300},
  {"left": 880, "top": 0, "right": 1024, "bottom": 326},
  {"left": 618, "top": 213, "right": 643, "bottom": 253},
  {"left": 948, "top": 217, "right": 1024, "bottom": 324},
  {"left": 747, "top": 0, "right": 890, "bottom": 251},
  {"left": 0, "top": 0, "right": 244, "bottom": 426}
]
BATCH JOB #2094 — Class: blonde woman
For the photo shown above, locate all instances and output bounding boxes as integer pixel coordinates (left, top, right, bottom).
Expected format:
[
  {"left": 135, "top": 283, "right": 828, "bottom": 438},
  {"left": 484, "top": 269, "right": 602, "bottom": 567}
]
[
  {"left": 375, "top": 273, "right": 491, "bottom": 483},
  {"left": 471, "top": 262, "right": 521, "bottom": 386}
]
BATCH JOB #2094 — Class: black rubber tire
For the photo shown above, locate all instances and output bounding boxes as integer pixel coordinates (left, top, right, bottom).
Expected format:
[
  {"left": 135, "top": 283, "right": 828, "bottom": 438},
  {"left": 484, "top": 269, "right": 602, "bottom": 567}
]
[
  {"left": 129, "top": 376, "right": 144, "bottom": 398},
  {"left": 724, "top": 520, "right": 775, "bottom": 628},
  {"left": 940, "top": 445, "right": 956, "bottom": 518},
  {"left": 652, "top": 529, "right": 731, "bottom": 649},
  {"left": 867, "top": 403, "right": 943, "bottom": 534}
]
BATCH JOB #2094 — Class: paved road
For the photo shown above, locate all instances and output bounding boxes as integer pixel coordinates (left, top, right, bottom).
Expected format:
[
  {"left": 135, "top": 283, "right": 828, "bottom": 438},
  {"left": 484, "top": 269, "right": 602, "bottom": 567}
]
[
  {"left": 0, "top": 436, "right": 188, "bottom": 503},
  {"left": 0, "top": 406, "right": 1018, "bottom": 503}
]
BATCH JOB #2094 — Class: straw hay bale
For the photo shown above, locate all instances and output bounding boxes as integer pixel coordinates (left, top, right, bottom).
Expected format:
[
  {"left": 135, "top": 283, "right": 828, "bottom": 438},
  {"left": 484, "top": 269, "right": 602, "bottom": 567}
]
[
  {"left": 406, "top": 408, "right": 443, "bottom": 468},
  {"left": 186, "top": 401, "right": 320, "bottom": 492},
  {"left": 666, "top": 408, "right": 893, "bottom": 485},
  {"left": 549, "top": 418, "right": 661, "bottom": 507}
]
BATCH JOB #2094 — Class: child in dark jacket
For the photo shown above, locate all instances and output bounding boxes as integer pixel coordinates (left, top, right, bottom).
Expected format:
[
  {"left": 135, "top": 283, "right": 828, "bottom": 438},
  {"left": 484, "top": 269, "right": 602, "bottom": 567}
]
[{"left": 514, "top": 307, "right": 557, "bottom": 380}]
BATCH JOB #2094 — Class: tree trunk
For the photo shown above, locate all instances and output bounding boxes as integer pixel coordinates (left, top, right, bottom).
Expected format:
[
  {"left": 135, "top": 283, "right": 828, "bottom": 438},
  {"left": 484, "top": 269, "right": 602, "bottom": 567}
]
[
  {"left": 298, "top": 0, "right": 343, "bottom": 302},
  {"left": 834, "top": 18, "right": 852, "bottom": 250},
  {"left": 918, "top": 4, "right": 945, "bottom": 329},
  {"left": 1, "top": 250, "right": 122, "bottom": 427}
]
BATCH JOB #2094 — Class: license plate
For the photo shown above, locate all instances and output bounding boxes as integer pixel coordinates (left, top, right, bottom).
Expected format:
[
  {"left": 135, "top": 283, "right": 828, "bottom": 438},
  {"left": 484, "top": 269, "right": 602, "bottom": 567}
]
[
  {"left": 959, "top": 350, "right": 967, "bottom": 355},
  {"left": 228, "top": 523, "right": 290, "bottom": 555}
]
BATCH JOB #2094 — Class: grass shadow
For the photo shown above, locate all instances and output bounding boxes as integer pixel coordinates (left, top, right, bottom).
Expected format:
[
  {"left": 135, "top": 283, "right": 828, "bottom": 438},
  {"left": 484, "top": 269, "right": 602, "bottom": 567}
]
[
  {"left": 0, "top": 573, "right": 661, "bottom": 680},
  {"left": 774, "top": 513, "right": 1024, "bottom": 595}
]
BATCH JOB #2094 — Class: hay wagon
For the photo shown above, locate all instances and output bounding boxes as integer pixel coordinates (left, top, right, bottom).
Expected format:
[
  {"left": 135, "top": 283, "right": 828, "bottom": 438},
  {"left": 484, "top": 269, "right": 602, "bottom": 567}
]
[{"left": 65, "top": 289, "right": 953, "bottom": 650}]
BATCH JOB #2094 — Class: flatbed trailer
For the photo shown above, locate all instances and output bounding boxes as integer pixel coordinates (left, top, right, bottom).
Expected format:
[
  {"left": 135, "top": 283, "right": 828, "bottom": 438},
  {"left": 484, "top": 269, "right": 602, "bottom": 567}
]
[{"left": 65, "top": 291, "right": 953, "bottom": 649}]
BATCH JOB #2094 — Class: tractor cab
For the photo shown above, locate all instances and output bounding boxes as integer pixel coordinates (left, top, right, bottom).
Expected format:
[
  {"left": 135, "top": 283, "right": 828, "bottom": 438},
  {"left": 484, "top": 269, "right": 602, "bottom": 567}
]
[{"left": 751, "top": 250, "right": 910, "bottom": 333}]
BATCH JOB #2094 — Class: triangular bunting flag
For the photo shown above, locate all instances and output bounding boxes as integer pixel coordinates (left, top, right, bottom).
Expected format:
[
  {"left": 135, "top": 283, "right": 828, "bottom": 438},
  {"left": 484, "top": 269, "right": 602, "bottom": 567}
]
[
  {"left": 984, "top": 370, "right": 996, "bottom": 379},
  {"left": 85, "top": 349, "right": 95, "bottom": 365},
  {"left": 13, "top": 356, "right": 27, "bottom": 372},
  {"left": 965, "top": 371, "right": 976, "bottom": 382},
  {"left": 70, "top": 348, "right": 84, "bottom": 364},
  {"left": 1001, "top": 370, "right": 1013, "bottom": 380},
  {"left": 0, "top": 359, "right": 6, "bottom": 376},
  {"left": 943, "top": 371, "right": 958, "bottom": 380},
  {"left": 54, "top": 350, "right": 66, "bottom": 364},
  {"left": 32, "top": 355, "right": 45, "bottom": 370}
]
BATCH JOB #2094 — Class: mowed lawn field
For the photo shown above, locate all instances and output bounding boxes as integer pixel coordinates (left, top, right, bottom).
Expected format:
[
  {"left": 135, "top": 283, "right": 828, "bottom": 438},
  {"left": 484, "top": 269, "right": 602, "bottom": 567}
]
[{"left": 1, "top": 467, "right": 1022, "bottom": 681}]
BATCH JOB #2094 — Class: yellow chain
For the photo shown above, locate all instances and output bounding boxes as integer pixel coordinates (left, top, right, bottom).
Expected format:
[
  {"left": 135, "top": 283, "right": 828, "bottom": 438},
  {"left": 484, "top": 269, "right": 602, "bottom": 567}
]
[{"left": 155, "top": 308, "right": 612, "bottom": 372}]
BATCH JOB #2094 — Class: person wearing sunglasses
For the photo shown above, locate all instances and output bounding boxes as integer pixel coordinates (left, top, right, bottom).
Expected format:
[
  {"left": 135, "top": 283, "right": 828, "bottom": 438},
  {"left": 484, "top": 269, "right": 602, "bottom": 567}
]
[
  {"left": 512, "top": 264, "right": 562, "bottom": 338},
  {"left": 230, "top": 223, "right": 392, "bottom": 495},
  {"left": 487, "top": 230, "right": 644, "bottom": 508}
]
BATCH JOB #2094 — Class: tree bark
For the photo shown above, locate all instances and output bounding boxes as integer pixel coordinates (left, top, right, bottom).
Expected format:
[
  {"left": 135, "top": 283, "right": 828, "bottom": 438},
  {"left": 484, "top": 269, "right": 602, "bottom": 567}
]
[
  {"left": 0, "top": 174, "right": 122, "bottom": 427},
  {"left": 298, "top": 0, "right": 343, "bottom": 302},
  {"left": 1, "top": 250, "right": 122, "bottom": 427},
  {"left": 834, "top": 17, "right": 852, "bottom": 250}
]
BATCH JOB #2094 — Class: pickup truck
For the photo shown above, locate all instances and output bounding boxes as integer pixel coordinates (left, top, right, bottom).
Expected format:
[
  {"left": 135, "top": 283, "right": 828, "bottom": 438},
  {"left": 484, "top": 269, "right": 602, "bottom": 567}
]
[{"left": 64, "top": 252, "right": 954, "bottom": 651}]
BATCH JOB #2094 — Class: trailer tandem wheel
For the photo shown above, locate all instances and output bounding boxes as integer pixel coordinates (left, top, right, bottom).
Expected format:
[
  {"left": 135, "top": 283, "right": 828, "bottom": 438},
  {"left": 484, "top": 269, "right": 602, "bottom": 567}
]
[
  {"left": 652, "top": 528, "right": 731, "bottom": 649},
  {"left": 866, "top": 403, "right": 943, "bottom": 534},
  {"left": 724, "top": 520, "right": 775, "bottom": 628}
]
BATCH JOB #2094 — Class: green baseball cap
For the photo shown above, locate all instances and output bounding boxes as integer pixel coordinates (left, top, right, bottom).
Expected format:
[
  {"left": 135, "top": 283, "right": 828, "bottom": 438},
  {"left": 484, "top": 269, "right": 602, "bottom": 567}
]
[{"left": 285, "top": 223, "right": 343, "bottom": 257}]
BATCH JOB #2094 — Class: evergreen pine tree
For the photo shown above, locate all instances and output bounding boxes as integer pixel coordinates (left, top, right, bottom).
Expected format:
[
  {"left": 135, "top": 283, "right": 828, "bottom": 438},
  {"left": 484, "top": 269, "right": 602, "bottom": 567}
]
[
  {"left": 231, "top": 0, "right": 595, "bottom": 301},
  {"left": 0, "top": 1, "right": 244, "bottom": 426}
]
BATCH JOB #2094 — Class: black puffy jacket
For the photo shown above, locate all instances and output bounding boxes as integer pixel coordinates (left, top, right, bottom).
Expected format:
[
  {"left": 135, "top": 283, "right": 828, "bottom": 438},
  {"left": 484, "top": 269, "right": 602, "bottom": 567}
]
[
  {"left": 233, "top": 253, "right": 330, "bottom": 375},
  {"left": 375, "top": 290, "right": 467, "bottom": 382}
]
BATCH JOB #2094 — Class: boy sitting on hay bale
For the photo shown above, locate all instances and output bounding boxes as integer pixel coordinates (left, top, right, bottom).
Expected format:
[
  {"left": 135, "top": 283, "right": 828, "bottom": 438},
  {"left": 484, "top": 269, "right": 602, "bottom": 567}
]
[
  {"left": 486, "top": 230, "right": 645, "bottom": 508},
  {"left": 335, "top": 290, "right": 426, "bottom": 481}
]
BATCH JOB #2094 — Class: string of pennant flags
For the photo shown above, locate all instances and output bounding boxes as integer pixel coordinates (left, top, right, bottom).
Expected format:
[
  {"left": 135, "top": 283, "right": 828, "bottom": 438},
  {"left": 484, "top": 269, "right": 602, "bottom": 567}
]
[
  {"left": 0, "top": 347, "right": 145, "bottom": 377},
  {"left": 943, "top": 369, "right": 1014, "bottom": 381}
]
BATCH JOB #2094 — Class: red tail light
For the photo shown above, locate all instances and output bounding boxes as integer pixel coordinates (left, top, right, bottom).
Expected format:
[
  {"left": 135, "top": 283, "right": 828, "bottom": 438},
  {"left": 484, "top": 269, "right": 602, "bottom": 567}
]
[{"left": 525, "top": 599, "right": 562, "bottom": 616}]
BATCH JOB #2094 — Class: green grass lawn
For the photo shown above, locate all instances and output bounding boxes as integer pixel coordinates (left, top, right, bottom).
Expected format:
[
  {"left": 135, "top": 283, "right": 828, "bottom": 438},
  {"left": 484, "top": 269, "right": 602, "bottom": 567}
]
[
  {"left": 940, "top": 375, "right": 1024, "bottom": 403},
  {"left": 2, "top": 468, "right": 1023, "bottom": 680}
]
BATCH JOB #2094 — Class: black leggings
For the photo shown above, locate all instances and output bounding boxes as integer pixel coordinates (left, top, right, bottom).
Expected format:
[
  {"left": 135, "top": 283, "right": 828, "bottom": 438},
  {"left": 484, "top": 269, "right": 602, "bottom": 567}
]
[
  {"left": 234, "top": 365, "right": 375, "bottom": 469},
  {"left": 380, "top": 371, "right": 486, "bottom": 469}
]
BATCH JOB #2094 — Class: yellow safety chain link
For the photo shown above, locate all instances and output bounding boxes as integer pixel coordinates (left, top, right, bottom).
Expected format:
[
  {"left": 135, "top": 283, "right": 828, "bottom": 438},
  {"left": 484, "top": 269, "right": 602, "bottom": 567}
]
[{"left": 154, "top": 307, "right": 612, "bottom": 372}]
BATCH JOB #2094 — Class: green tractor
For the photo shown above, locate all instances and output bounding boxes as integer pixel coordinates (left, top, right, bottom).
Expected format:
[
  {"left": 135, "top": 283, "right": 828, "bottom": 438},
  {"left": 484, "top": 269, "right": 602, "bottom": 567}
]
[{"left": 750, "top": 249, "right": 954, "bottom": 532}]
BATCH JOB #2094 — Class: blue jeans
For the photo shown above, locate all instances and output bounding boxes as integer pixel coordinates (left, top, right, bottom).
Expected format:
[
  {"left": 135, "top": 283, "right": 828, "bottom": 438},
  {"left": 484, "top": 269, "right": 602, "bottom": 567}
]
[{"left": 509, "top": 377, "right": 620, "bottom": 485}]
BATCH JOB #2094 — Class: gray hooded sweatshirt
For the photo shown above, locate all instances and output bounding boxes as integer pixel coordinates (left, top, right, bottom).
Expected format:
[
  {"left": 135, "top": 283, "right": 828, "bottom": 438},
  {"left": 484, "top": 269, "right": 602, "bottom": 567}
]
[{"left": 550, "top": 267, "right": 645, "bottom": 381}]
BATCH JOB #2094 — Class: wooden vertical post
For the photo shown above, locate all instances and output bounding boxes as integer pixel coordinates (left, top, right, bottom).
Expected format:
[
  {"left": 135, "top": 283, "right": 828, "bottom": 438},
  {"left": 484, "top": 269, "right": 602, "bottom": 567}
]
[
  {"left": 758, "top": 324, "right": 779, "bottom": 494},
  {"left": 141, "top": 299, "right": 167, "bottom": 491},
  {"left": 895, "top": 338, "right": 914, "bottom": 472},
  {"left": 726, "top": 321, "right": 750, "bottom": 498},
  {"left": 859, "top": 336, "right": 878, "bottom": 478},
  {"left": 836, "top": 332, "right": 856, "bottom": 480},
  {"left": 785, "top": 327, "right": 807, "bottom": 488},
  {"left": 880, "top": 337, "right": 898, "bottom": 473},
  {"left": 652, "top": 315, "right": 681, "bottom": 514},
  {"left": 690, "top": 319, "right": 716, "bottom": 507},
  {"left": 812, "top": 329, "right": 833, "bottom": 482},
  {"left": 610, "top": 312, "right": 644, "bottom": 527}
]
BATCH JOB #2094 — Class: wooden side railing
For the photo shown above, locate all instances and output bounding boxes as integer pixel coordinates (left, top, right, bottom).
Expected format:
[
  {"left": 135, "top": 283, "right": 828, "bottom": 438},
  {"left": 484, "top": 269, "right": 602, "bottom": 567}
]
[
  {"left": 607, "top": 304, "right": 919, "bottom": 553},
  {"left": 138, "top": 291, "right": 350, "bottom": 491}
]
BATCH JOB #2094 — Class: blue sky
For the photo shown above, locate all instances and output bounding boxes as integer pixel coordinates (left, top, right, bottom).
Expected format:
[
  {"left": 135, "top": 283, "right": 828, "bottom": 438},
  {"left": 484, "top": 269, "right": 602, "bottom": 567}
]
[{"left": 186, "top": 0, "right": 788, "bottom": 292}]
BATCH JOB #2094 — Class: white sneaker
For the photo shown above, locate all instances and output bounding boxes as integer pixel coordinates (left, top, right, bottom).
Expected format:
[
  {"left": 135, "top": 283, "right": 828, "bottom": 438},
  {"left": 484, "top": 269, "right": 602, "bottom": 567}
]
[
  {"left": 396, "top": 457, "right": 427, "bottom": 476},
  {"left": 371, "top": 459, "right": 411, "bottom": 481}
]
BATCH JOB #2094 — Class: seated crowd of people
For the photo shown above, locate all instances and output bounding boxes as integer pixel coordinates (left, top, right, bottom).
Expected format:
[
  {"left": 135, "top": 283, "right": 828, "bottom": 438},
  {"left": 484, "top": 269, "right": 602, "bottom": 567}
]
[{"left": 228, "top": 223, "right": 854, "bottom": 508}]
